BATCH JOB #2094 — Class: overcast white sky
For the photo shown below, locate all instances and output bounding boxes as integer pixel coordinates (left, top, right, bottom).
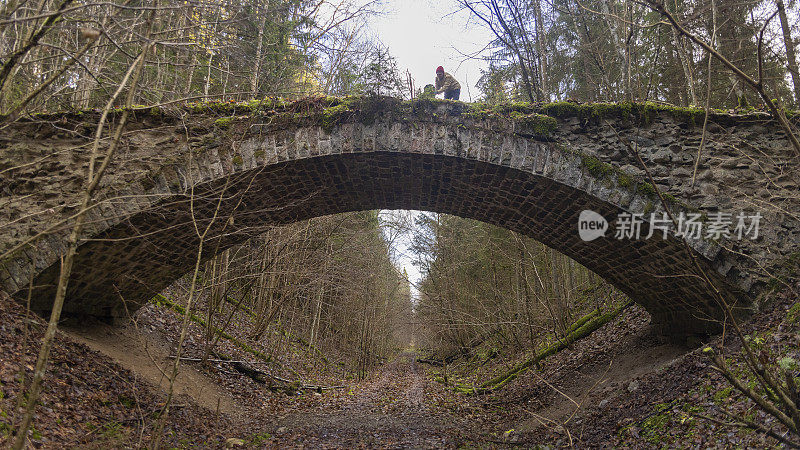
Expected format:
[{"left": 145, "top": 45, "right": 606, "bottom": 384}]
[
  {"left": 364, "top": 0, "right": 495, "bottom": 296},
  {"left": 365, "top": 0, "right": 494, "bottom": 102}
]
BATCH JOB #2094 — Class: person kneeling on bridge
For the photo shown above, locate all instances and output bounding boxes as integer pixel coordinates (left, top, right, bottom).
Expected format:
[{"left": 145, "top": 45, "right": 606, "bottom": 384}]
[{"left": 435, "top": 66, "right": 461, "bottom": 101}]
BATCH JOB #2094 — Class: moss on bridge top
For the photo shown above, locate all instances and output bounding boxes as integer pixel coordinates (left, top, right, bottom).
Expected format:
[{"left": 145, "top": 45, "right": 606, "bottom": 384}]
[
  {"left": 181, "top": 95, "right": 789, "bottom": 132},
  {"left": 9, "top": 95, "right": 793, "bottom": 138}
]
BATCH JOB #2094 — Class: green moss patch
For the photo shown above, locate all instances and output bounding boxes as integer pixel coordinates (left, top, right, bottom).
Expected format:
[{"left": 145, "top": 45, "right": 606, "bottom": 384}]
[
  {"left": 15, "top": 96, "right": 778, "bottom": 139},
  {"left": 581, "top": 155, "right": 615, "bottom": 179},
  {"left": 213, "top": 117, "right": 235, "bottom": 129},
  {"left": 509, "top": 111, "right": 558, "bottom": 136},
  {"left": 788, "top": 301, "right": 800, "bottom": 324}
]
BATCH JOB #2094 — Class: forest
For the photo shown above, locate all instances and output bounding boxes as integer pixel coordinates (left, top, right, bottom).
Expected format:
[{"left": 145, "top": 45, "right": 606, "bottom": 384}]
[{"left": 0, "top": 0, "right": 799, "bottom": 447}]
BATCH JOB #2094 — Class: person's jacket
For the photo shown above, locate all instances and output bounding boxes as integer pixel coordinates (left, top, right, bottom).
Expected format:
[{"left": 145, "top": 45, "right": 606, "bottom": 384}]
[{"left": 435, "top": 72, "right": 460, "bottom": 93}]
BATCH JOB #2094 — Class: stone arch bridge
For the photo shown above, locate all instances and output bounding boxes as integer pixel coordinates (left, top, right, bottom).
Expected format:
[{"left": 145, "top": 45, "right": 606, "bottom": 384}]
[{"left": 1, "top": 97, "right": 798, "bottom": 335}]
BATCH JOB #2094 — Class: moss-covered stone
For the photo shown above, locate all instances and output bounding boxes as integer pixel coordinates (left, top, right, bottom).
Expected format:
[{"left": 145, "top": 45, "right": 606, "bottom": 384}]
[
  {"left": 20, "top": 96, "right": 776, "bottom": 136},
  {"left": 617, "top": 172, "right": 634, "bottom": 188},
  {"left": 214, "top": 117, "right": 235, "bottom": 128},
  {"left": 463, "top": 104, "right": 556, "bottom": 137},
  {"left": 637, "top": 182, "right": 657, "bottom": 196},
  {"left": 321, "top": 100, "right": 357, "bottom": 133},
  {"left": 581, "top": 155, "right": 615, "bottom": 178},
  {"left": 662, "top": 192, "right": 679, "bottom": 204},
  {"left": 539, "top": 101, "right": 584, "bottom": 118},
  {"left": 464, "top": 102, "right": 534, "bottom": 121},
  {"left": 509, "top": 111, "right": 558, "bottom": 136}
]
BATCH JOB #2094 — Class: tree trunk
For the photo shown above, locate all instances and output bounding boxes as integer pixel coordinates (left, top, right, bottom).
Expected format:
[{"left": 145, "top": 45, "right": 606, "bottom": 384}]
[
  {"left": 777, "top": 0, "right": 800, "bottom": 106},
  {"left": 204, "top": 52, "right": 214, "bottom": 101},
  {"left": 250, "top": 1, "right": 269, "bottom": 97},
  {"left": 599, "top": 0, "right": 628, "bottom": 100},
  {"left": 532, "top": 0, "right": 548, "bottom": 99},
  {"left": 673, "top": 28, "right": 697, "bottom": 105},
  {"left": 516, "top": 236, "right": 536, "bottom": 348},
  {"left": 309, "top": 246, "right": 326, "bottom": 349}
]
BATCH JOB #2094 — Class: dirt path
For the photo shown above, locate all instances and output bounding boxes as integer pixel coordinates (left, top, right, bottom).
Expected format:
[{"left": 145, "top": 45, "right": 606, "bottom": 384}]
[
  {"left": 57, "top": 306, "right": 690, "bottom": 448},
  {"left": 269, "top": 350, "right": 469, "bottom": 448}
]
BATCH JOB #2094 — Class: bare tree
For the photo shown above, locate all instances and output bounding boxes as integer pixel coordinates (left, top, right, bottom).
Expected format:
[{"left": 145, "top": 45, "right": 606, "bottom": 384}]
[{"left": 642, "top": 0, "right": 800, "bottom": 156}]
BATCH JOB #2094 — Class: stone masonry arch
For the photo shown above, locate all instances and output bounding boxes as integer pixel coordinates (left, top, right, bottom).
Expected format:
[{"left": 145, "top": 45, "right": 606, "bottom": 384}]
[{"left": 1, "top": 97, "right": 797, "bottom": 335}]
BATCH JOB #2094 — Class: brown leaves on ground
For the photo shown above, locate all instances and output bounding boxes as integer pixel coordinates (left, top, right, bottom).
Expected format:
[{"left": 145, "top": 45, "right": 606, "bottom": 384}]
[
  {"left": 0, "top": 297, "right": 234, "bottom": 448},
  {"left": 1, "top": 283, "right": 797, "bottom": 448}
]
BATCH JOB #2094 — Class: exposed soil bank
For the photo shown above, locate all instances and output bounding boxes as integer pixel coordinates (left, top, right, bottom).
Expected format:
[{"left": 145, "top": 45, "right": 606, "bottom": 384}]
[{"left": 61, "top": 321, "right": 236, "bottom": 416}]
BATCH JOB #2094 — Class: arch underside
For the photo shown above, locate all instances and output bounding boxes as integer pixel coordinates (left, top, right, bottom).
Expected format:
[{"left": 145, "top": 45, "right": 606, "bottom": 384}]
[{"left": 24, "top": 151, "right": 749, "bottom": 334}]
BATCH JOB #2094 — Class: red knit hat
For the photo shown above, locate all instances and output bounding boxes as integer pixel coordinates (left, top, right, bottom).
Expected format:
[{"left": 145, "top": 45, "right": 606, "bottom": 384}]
[{"left": 436, "top": 66, "right": 444, "bottom": 73}]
